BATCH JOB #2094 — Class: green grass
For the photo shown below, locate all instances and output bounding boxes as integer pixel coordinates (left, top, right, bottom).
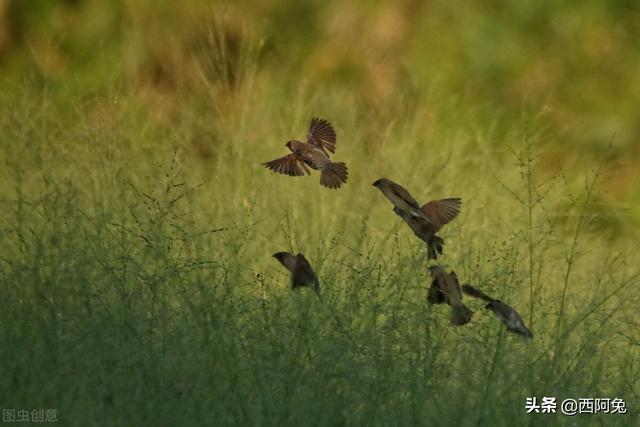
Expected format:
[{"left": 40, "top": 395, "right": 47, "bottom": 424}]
[{"left": 1, "top": 1, "right": 639, "bottom": 426}]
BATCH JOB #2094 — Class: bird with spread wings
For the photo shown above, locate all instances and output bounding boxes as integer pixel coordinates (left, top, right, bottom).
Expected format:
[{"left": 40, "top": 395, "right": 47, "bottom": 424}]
[
  {"left": 264, "top": 118, "right": 348, "bottom": 189},
  {"left": 372, "top": 178, "right": 461, "bottom": 259}
]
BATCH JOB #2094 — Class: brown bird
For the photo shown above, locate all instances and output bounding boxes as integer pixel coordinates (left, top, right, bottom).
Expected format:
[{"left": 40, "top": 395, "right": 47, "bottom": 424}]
[
  {"left": 264, "top": 118, "right": 348, "bottom": 189},
  {"left": 427, "top": 266, "right": 473, "bottom": 326},
  {"left": 462, "top": 284, "right": 533, "bottom": 343},
  {"left": 272, "top": 252, "right": 320, "bottom": 296},
  {"left": 372, "top": 178, "right": 461, "bottom": 259}
]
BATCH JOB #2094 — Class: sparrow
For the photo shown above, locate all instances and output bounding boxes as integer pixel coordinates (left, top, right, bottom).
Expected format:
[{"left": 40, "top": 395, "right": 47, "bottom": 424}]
[
  {"left": 427, "top": 266, "right": 473, "bottom": 326},
  {"left": 264, "top": 118, "right": 348, "bottom": 189},
  {"left": 372, "top": 178, "right": 461, "bottom": 259},
  {"left": 272, "top": 252, "right": 320, "bottom": 296},
  {"left": 461, "top": 284, "right": 533, "bottom": 343}
]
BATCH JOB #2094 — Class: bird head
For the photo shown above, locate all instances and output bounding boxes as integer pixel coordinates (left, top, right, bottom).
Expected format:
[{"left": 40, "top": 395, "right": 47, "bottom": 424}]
[
  {"left": 285, "top": 140, "right": 298, "bottom": 151},
  {"left": 372, "top": 178, "right": 387, "bottom": 188},
  {"left": 427, "top": 265, "right": 442, "bottom": 275},
  {"left": 272, "top": 252, "right": 287, "bottom": 262}
]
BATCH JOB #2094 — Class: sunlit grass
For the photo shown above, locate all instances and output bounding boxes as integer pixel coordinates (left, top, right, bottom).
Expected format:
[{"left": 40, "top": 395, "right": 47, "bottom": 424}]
[{"left": 0, "top": 83, "right": 638, "bottom": 425}]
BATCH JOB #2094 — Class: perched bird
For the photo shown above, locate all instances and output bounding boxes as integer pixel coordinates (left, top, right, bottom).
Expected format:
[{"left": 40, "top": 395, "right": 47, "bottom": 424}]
[
  {"left": 462, "top": 284, "right": 533, "bottom": 343},
  {"left": 272, "top": 252, "right": 320, "bottom": 296},
  {"left": 427, "top": 266, "right": 473, "bottom": 326},
  {"left": 372, "top": 178, "right": 461, "bottom": 259},
  {"left": 264, "top": 118, "right": 348, "bottom": 189}
]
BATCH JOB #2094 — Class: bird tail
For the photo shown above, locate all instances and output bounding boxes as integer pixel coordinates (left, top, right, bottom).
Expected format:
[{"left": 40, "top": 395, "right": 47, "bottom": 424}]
[
  {"left": 521, "top": 328, "right": 533, "bottom": 344},
  {"left": 510, "top": 321, "right": 533, "bottom": 344},
  {"left": 320, "top": 162, "right": 348, "bottom": 189},
  {"left": 312, "top": 282, "right": 322, "bottom": 300},
  {"left": 426, "top": 235, "right": 444, "bottom": 260},
  {"left": 461, "top": 284, "right": 495, "bottom": 302},
  {"left": 451, "top": 304, "right": 473, "bottom": 326},
  {"left": 293, "top": 279, "right": 323, "bottom": 301}
]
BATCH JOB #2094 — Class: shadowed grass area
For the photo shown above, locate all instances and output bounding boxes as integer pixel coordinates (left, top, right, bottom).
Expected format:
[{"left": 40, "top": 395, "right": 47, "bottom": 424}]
[
  {"left": 1, "top": 1, "right": 639, "bottom": 426},
  {"left": 1, "top": 89, "right": 638, "bottom": 425}
]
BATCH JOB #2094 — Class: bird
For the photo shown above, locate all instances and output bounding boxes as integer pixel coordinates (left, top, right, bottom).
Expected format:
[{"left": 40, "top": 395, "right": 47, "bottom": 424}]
[
  {"left": 427, "top": 266, "right": 473, "bottom": 326},
  {"left": 372, "top": 178, "right": 461, "bottom": 259},
  {"left": 461, "top": 284, "right": 533, "bottom": 343},
  {"left": 264, "top": 118, "right": 348, "bottom": 189},
  {"left": 272, "top": 252, "right": 320, "bottom": 296}
]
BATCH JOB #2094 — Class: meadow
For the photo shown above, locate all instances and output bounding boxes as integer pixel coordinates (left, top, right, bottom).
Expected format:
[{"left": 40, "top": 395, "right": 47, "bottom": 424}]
[{"left": 0, "top": 1, "right": 639, "bottom": 425}]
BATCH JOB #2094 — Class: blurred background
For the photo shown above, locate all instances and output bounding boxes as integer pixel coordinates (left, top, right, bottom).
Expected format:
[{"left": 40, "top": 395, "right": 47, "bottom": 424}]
[
  {"left": 1, "top": 0, "right": 639, "bottom": 229},
  {"left": 1, "top": 3, "right": 639, "bottom": 423}
]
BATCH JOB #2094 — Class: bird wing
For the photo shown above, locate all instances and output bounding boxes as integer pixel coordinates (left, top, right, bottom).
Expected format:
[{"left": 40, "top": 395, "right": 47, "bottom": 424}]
[
  {"left": 389, "top": 182, "right": 421, "bottom": 210},
  {"left": 461, "top": 284, "right": 495, "bottom": 302},
  {"left": 294, "top": 253, "right": 319, "bottom": 288},
  {"left": 274, "top": 252, "right": 298, "bottom": 272},
  {"left": 507, "top": 305, "right": 526, "bottom": 327},
  {"left": 307, "top": 117, "right": 337, "bottom": 155},
  {"left": 421, "top": 198, "right": 462, "bottom": 232},
  {"left": 405, "top": 215, "right": 432, "bottom": 243},
  {"left": 263, "top": 154, "right": 308, "bottom": 176},
  {"left": 427, "top": 279, "right": 445, "bottom": 304},
  {"left": 449, "top": 271, "right": 460, "bottom": 288},
  {"left": 443, "top": 271, "right": 463, "bottom": 306}
]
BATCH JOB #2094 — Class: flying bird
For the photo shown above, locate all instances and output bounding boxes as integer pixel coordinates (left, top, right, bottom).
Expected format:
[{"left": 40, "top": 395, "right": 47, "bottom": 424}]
[
  {"left": 272, "top": 252, "right": 320, "bottom": 296},
  {"left": 264, "top": 118, "right": 348, "bottom": 189},
  {"left": 372, "top": 178, "right": 461, "bottom": 259},
  {"left": 427, "top": 266, "right": 473, "bottom": 326},
  {"left": 462, "top": 284, "right": 533, "bottom": 343}
]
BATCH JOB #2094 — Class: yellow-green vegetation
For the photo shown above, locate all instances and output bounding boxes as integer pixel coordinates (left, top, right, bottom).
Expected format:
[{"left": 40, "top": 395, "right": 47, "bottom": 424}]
[{"left": 1, "top": 1, "right": 639, "bottom": 426}]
